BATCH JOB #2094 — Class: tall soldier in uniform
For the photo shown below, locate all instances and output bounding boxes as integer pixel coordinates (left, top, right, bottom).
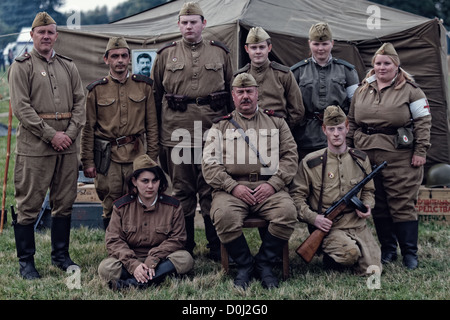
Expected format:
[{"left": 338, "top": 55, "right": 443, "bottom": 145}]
[
  {"left": 202, "top": 74, "right": 298, "bottom": 289},
  {"left": 290, "top": 106, "right": 381, "bottom": 274},
  {"left": 233, "top": 27, "right": 304, "bottom": 130},
  {"left": 151, "top": 2, "right": 233, "bottom": 260},
  {"left": 81, "top": 37, "right": 158, "bottom": 229},
  {"left": 291, "top": 22, "right": 359, "bottom": 160},
  {"left": 8, "top": 12, "right": 86, "bottom": 279}
]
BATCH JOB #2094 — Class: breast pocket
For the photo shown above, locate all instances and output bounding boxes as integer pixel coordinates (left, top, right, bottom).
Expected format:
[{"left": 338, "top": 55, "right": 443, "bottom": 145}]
[
  {"left": 128, "top": 94, "right": 146, "bottom": 109},
  {"left": 122, "top": 224, "right": 137, "bottom": 243},
  {"left": 299, "top": 79, "right": 313, "bottom": 110},
  {"left": 155, "top": 224, "right": 170, "bottom": 242},
  {"left": 204, "top": 63, "right": 224, "bottom": 84}
]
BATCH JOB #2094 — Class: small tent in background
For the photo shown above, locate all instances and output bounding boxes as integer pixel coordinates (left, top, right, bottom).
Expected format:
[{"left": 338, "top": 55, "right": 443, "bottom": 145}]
[{"left": 55, "top": 0, "right": 449, "bottom": 174}]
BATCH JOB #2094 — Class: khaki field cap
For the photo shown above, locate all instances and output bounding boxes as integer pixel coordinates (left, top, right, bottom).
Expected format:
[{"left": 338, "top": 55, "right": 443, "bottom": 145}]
[
  {"left": 232, "top": 73, "right": 259, "bottom": 87},
  {"left": 105, "top": 37, "right": 130, "bottom": 54},
  {"left": 374, "top": 42, "right": 398, "bottom": 58},
  {"left": 323, "top": 105, "right": 346, "bottom": 126},
  {"left": 31, "top": 12, "right": 56, "bottom": 29},
  {"left": 309, "top": 22, "right": 332, "bottom": 41},
  {"left": 133, "top": 154, "right": 158, "bottom": 172},
  {"left": 179, "top": 2, "right": 204, "bottom": 16},
  {"left": 246, "top": 27, "right": 271, "bottom": 44}
]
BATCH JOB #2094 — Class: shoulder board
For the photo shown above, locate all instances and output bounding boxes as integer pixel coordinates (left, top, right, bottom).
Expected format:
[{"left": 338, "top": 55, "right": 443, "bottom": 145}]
[
  {"left": 306, "top": 154, "right": 325, "bottom": 169},
  {"left": 290, "top": 59, "right": 310, "bottom": 71},
  {"left": 158, "top": 194, "right": 180, "bottom": 208},
  {"left": 56, "top": 53, "right": 73, "bottom": 61},
  {"left": 157, "top": 41, "right": 177, "bottom": 54},
  {"left": 349, "top": 148, "right": 367, "bottom": 161},
  {"left": 131, "top": 74, "right": 153, "bottom": 86},
  {"left": 210, "top": 40, "right": 230, "bottom": 53},
  {"left": 333, "top": 58, "right": 355, "bottom": 70},
  {"left": 263, "top": 109, "right": 284, "bottom": 118},
  {"left": 212, "top": 113, "right": 232, "bottom": 123},
  {"left": 15, "top": 53, "right": 31, "bottom": 62},
  {"left": 113, "top": 194, "right": 135, "bottom": 209},
  {"left": 270, "top": 61, "right": 290, "bottom": 73},
  {"left": 405, "top": 80, "right": 418, "bottom": 88},
  {"left": 233, "top": 64, "right": 250, "bottom": 76},
  {"left": 86, "top": 77, "right": 109, "bottom": 91}
]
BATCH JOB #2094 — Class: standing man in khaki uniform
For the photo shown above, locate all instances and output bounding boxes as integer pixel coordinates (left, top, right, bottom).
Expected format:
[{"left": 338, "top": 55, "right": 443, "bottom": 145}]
[
  {"left": 233, "top": 27, "right": 304, "bottom": 129},
  {"left": 291, "top": 22, "right": 359, "bottom": 160},
  {"left": 202, "top": 73, "right": 298, "bottom": 289},
  {"left": 151, "top": 2, "right": 234, "bottom": 260},
  {"left": 81, "top": 37, "right": 158, "bottom": 229},
  {"left": 290, "top": 106, "right": 381, "bottom": 275},
  {"left": 8, "top": 12, "right": 86, "bottom": 279}
]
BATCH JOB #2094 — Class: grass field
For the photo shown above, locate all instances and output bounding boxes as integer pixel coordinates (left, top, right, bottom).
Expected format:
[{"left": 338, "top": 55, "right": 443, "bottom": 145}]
[{"left": 0, "top": 68, "right": 449, "bottom": 313}]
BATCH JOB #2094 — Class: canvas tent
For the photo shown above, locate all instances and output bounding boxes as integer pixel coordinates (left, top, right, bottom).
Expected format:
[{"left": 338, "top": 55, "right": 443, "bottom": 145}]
[{"left": 55, "top": 0, "right": 449, "bottom": 174}]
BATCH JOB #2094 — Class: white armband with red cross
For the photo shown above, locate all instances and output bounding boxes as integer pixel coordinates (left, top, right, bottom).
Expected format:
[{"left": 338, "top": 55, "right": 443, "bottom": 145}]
[{"left": 409, "top": 98, "right": 431, "bottom": 119}]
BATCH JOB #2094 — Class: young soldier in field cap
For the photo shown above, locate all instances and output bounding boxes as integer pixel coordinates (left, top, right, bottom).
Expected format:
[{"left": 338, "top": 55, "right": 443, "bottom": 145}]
[
  {"left": 151, "top": 1, "right": 234, "bottom": 261},
  {"left": 203, "top": 73, "right": 298, "bottom": 289},
  {"left": 233, "top": 26, "right": 304, "bottom": 129},
  {"left": 8, "top": 11, "right": 86, "bottom": 279},
  {"left": 290, "top": 105, "right": 382, "bottom": 274},
  {"left": 291, "top": 22, "right": 359, "bottom": 161},
  {"left": 81, "top": 36, "right": 158, "bottom": 229}
]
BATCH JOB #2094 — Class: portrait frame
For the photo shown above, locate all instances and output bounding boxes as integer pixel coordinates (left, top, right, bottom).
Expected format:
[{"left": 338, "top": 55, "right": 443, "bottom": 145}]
[{"left": 132, "top": 49, "right": 157, "bottom": 77}]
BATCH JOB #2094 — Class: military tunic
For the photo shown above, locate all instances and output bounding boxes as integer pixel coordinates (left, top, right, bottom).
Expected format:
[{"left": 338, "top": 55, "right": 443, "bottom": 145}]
[
  {"left": 233, "top": 60, "right": 305, "bottom": 129},
  {"left": 291, "top": 56, "right": 359, "bottom": 153},
  {"left": 290, "top": 148, "right": 381, "bottom": 274},
  {"left": 81, "top": 73, "right": 158, "bottom": 218},
  {"left": 98, "top": 193, "right": 194, "bottom": 280},
  {"left": 347, "top": 75, "right": 432, "bottom": 222},
  {"left": 8, "top": 48, "right": 86, "bottom": 224},
  {"left": 202, "top": 108, "right": 298, "bottom": 243}
]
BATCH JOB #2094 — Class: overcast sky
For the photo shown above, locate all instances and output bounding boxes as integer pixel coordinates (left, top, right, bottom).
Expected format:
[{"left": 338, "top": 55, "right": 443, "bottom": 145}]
[{"left": 59, "top": 0, "right": 126, "bottom": 12}]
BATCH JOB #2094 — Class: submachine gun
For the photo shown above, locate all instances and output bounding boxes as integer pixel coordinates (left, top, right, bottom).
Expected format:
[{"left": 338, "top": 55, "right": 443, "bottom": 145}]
[{"left": 296, "top": 161, "right": 387, "bottom": 263}]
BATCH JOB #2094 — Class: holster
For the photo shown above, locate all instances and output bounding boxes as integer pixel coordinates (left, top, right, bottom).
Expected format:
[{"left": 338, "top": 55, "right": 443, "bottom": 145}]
[
  {"left": 209, "top": 91, "right": 229, "bottom": 112},
  {"left": 94, "top": 137, "right": 112, "bottom": 175},
  {"left": 165, "top": 94, "right": 188, "bottom": 112}
]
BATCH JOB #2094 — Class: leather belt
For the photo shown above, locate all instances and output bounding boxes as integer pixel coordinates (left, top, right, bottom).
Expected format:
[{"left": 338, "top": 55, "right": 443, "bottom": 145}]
[
  {"left": 39, "top": 112, "right": 72, "bottom": 120},
  {"left": 234, "top": 173, "right": 271, "bottom": 183},
  {"left": 110, "top": 134, "right": 140, "bottom": 147},
  {"left": 185, "top": 96, "right": 210, "bottom": 105},
  {"left": 362, "top": 126, "right": 397, "bottom": 135}
]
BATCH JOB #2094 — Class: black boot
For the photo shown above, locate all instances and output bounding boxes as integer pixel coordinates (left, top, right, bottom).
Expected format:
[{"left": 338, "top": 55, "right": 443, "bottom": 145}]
[
  {"left": 109, "top": 259, "right": 177, "bottom": 290},
  {"left": 394, "top": 220, "right": 419, "bottom": 270},
  {"left": 224, "top": 234, "right": 255, "bottom": 289},
  {"left": 373, "top": 218, "right": 398, "bottom": 264},
  {"left": 51, "top": 216, "right": 78, "bottom": 271},
  {"left": 13, "top": 222, "right": 41, "bottom": 280},
  {"left": 203, "top": 215, "right": 221, "bottom": 261},
  {"left": 103, "top": 218, "right": 110, "bottom": 230},
  {"left": 184, "top": 216, "right": 196, "bottom": 256},
  {"left": 255, "top": 232, "right": 286, "bottom": 289}
]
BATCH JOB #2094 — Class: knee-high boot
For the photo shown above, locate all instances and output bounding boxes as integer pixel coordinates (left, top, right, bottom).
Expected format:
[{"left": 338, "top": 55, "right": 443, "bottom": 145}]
[
  {"left": 13, "top": 222, "right": 41, "bottom": 279},
  {"left": 224, "top": 234, "right": 254, "bottom": 289},
  {"left": 255, "top": 232, "right": 287, "bottom": 289},
  {"left": 203, "top": 214, "right": 221, "bottom": 261},
  {"left": 373, "top": 218, "right": 398, "bottom": 263},
  {"left": 184, "top": 216, "right": 196, "bottom": 255},
  {"left": 51, "top": 216, "right": 78, "bottom": 271},
  {"left": 394, "top": 220, "right": 419, "bottom": 269}
]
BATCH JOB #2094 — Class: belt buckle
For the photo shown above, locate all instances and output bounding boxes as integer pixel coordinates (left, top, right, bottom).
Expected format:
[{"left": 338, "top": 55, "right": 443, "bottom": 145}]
[
  {"left": 55, "top": 112, "right": 60, "bottom": 120},
  {"left": 366, "top": 127, "right": 375, "bottom": 134},
  {"left": 116, "top": 136, "right": 127, "bottom": 147},
  {"left": 249, "top": 173, "right": 258, "bottom": 182}
]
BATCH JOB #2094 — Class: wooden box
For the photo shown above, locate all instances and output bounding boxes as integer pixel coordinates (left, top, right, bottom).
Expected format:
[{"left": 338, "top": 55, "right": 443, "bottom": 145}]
[
  {"left": 416, "top": 186, "right": 450, "bottom": 223},
  {"left": 76, "top": 183, "right": 100, "bottom": 203}
]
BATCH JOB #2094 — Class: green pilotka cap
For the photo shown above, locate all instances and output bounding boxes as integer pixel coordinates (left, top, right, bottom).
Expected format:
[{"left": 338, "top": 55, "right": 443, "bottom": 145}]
[
  {"left": 133, "top": 154, "right": 158, "bottom": 172},
  {"left": 232, "top": 73, "right": 259, "bottom": 87},
  {"left": 309, "top": 22, "right": 332, "bottom": 41},
  {"left": 105, "top": 37, "right": 130, "bottom": 54},
  {"left": 246, "top": 27, "right": 271, "bottom": 44},
  {"left": 31, "top": 12, "right": 56, "bottom": 29},
  {"left": 323, "top": 105, "right": 346, "bottom": 126},
  {"left": 179, "top": 2, "right": 204, "bottom": 16}
]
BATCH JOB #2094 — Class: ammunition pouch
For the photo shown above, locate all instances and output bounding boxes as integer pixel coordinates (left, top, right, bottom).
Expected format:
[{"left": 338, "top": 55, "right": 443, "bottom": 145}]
[
  {"left": 208, "top": 91, "right": 229, "bottom": 112},
  {"left": 94, "top": 137, "right": 112, "bottom": 175},
  {"left": 165, "top": 94, "right": 188, "bottom": 112},
  {"left": 395, "top": 126, "right": 414, "bottom": 149},
  {"left": 165, "top": 91, "right": 229, "bottom": 112}
]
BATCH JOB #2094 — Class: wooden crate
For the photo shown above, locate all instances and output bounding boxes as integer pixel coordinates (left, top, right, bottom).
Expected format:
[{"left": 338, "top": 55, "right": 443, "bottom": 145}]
[
  {"left": 76, "top": 183, "right": 101, "bottom": 203},
  {"left": 416, "top": 186, "right": 450, "bottom": 223}
]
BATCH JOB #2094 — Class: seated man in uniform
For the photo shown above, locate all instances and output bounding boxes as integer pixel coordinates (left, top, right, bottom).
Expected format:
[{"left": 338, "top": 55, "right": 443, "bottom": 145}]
[
  {"left": 202, "top": 73, "right": 298, "bottom": 289},
  {"left": 290, "top": 105, "right": 382, "bottom": 275}
]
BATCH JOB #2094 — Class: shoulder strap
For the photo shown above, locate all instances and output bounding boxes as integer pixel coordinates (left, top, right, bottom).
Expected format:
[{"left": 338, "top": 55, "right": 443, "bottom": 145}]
[
  {"left": 131, "top": 74, "right": 153, "bottom": 86},
  {"left": 263, "top": 109, "right": 284, "bottom": 118},
  {"left": 333, "top": 58, "right": 355, "bottom": 70},
  {"left": 113, "top": 194, "right": 135, "bottom": 209},
  {"left": 290, "top": 59, "right": 309, "bottom": 71},
  {"left": 270, "top": 61, "right": 290, "bottom": 73},
  {"left": 157, "top": 41, "right": 177, "bottom": 54},
  {"left": 210, "top": 40, "right": 230, "bottom": 53},
  {"left": 212, "top": 113, "right": 232, "bottom": 123},
  {"left": 233, "top": 64, "right": 250, "bottom": 76},
  {"left": 15, "top": 53, "right": 31, "bottom": 62},
  {"left": 159, "top": 194, "right": 180, "bottom": 208},
  {"left": 86, "top": 77, "right": 108, "bottom": 91}
]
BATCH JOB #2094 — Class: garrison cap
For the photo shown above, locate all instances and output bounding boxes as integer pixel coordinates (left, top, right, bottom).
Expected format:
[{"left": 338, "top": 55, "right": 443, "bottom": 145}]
[
  {"left": 31, "top": 12, "right": 56, "bottom": 29},
  {"left": 246, "top": 27, "right": 271, "bottom": 44},
  {"left": 323, "top": 105, "right": 346, "bottom": 126},
  {"left": 309, "top": 22, "right": 332, "bottom": 42},
  {"left": 105, "top": 37, "right": 130, "bottom": 54},
  {"left": 374, "top": 42, "right": 398, "bottom": 58},
  {"left": 232, "top": 73, "right": 259, "bottom": 87},
  {"left": 133, "top": 154, "right": 158, "bottom": 172},
  {"left": 179, "top": 2, "right": 204, "bottom": 16}
]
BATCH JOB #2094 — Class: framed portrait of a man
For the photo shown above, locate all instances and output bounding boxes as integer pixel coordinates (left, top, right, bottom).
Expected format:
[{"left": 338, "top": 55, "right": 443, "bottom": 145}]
[{"left": 132, "top": 49, "right": 157, "bottom": 77}]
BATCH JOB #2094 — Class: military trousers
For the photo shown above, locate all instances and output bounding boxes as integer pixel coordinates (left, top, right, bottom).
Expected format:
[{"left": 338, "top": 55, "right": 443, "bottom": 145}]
[
  {"left": 95, "top": 160, "right": 133, "bottom": 219},
  {"left": 14, "top": 153, "right": 78, "bottom": 225},
  {"left": 364, "top": 149, "right": 422, "bottom": 222},
  {"left": 322, "top": 224, "right": 382, "bottom": 275},
  {"left": 210, "top": 188, "right": 297, "bottom": 244},
  {"left": 159, "top": 146, "right": 212, "bottom": 218}
]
